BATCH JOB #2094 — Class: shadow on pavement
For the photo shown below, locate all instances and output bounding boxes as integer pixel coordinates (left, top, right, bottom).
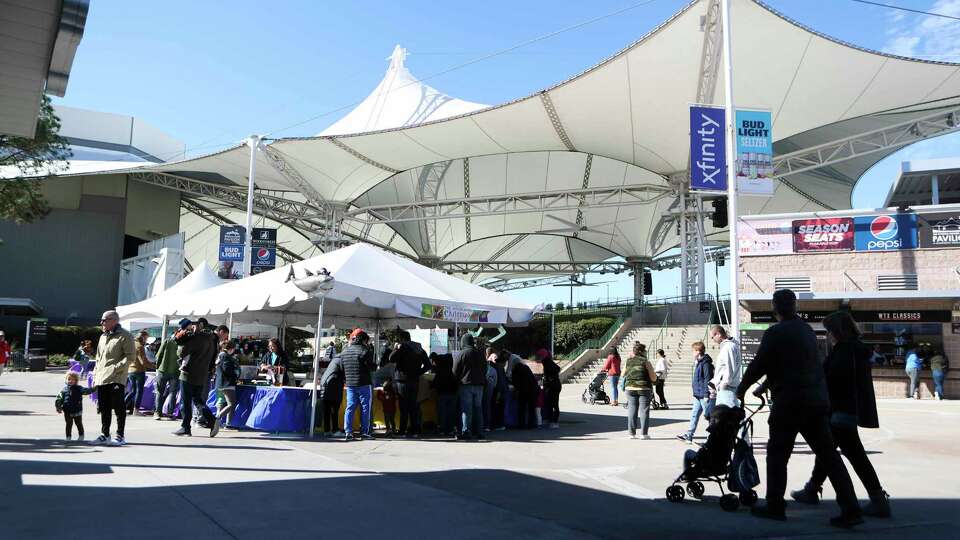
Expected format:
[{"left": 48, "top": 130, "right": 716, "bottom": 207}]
[{"left": 0, "top": 438, "right": 293, "bottom": 453}]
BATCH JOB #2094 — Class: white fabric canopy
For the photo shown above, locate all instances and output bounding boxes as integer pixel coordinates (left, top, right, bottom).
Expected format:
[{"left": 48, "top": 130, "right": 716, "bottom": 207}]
[
  {"left": 159, "top": 243, "right": 539, "bottom": 328},
  {"left": 116, "top": 263, "right": 226, "bottom": 323}
]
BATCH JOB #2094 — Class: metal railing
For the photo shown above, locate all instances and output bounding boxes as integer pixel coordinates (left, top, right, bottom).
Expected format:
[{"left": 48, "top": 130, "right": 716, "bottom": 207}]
[
  {"left": 563, "top": 316, "right": 626, "bottom": 360},
  {"left": 647, "top": 311, "right": 672, "bottom": 357}
]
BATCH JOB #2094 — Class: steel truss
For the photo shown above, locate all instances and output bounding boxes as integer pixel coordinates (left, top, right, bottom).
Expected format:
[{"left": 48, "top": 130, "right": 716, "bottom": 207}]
[
  {"left": 440, "top": 260, "right": 631, "bottom": 276},
  {"left": 341, "top": 184, "right": 672, "bottom": 226},
  {"left": 482, "top": 275, "right": 573, "bottom": 292}
]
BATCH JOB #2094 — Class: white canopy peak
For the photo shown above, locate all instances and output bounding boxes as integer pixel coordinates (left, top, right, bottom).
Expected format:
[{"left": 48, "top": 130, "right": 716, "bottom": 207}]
[{"left": 387, "top": 44, "right": 408, "bottom": 72}]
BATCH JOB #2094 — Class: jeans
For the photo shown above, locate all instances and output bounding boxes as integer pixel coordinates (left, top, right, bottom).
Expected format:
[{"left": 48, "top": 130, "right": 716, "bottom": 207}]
[
  {"left": 154, "top": 373, "right": 179, "bottom": 415},
  {"left": 437, "top": 393, "right": 458, "bottom": 434},
  {"left": 459, "top": 384, "right": 484, "bottom": 435},
  {"left": 194, "top": 377, "right": 212, "bottom": 422},
  {"left": 808, "top": 423, "right": 882, "bottom": 493},
  {"left": 394, "top": 380, "right": 421, "bottom": 435},
  {"left": 684, "top": 397, "right": 714, "bottom": 438},
  {"left": 626, "top": 390, "right": 651, "bottom": 436},
  {"left": 542, "top": 385, "right": 561, "bottom": 424},
  {"left": 215, "top": 388, "right": 237, "bottom": 427},
  {"left": 344, "top": 385, "right": 372, "bottom": 435},
  {"left": 96, "top": 383, "right": 126, "bottom": 438},
  {"left": 125, "top": 372, "right": 147, "bottom": 411},
  {"left": 608, "top": 375, "right": 620, "bottom": 403},
  {"left": 319, "top": 397, "right": 342, "bottom": 433},
  {"left": 180, "top": 382, "right": 214, "bottom": 431},
  {"left": 654, "top": 379, "right": 667, "bottom": 407},
  {"left": 906, "top": 367, "right": 920, "bottom": 397},
  {"left": 482, "top": 382, "right": 495, "bottom": 430},
  {"left": 933, "top": 369, "right": 945, "bottom": 397},
  {"left": 766, "top": 413, "right": 860, "bottom": 514}
]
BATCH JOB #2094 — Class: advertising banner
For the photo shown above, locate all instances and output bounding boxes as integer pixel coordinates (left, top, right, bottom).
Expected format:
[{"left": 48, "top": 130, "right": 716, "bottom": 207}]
[
  {"left": 919, "top": 212, "right": 960, "bottom": 248},
  {"left": 689, "top": 105, "right": 726, "bottom": 191},
  {"left": 251, "top": 227, "right": 277, "bottom": 275},
  {"left": 792, "top": 217, "right": 854, "bottom": 252},
  {"left": 737, "top": 219, "right": 793, "bottom": 256},
  {"left": 420, "top": 303, "right": 491, "bottom": 324},
  {"left": 854, "top": 214, "right": 918, "bottom": 252},
  {"left": 734, "top": 109, "right": 774, "bottom": 196},
  {"left": 218, "top": 225, "right": 246, "bottom": 280}
]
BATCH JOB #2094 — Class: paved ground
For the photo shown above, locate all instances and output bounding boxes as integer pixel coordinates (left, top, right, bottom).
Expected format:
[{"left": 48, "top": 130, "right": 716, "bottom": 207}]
[{"left": 1, "top": 370, "right": 958, "bottom": 539}]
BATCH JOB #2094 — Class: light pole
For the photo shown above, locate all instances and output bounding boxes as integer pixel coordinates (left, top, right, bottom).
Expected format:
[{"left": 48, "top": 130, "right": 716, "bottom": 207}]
[
  {"left": 288, "top": 267, "right": 334, "bottom": 438},
  {"left": 720, "top": 0, "right": 740, "bottom": 338}
]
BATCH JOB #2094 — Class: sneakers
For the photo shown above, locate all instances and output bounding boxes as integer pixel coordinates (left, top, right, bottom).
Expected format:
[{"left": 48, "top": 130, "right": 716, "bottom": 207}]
[
  {"left": 210, "top": 420, "right": 220, "bottom": 438},
  {"left": 361, "top": 433, "right": 375, "bottom": 440},
  {"left": 494, "top": 426, "right": 506, "bottom": 431},
  {"left": 344, "top": 433, "right": 355, "bottom": 441},
  {"left": 629, "top": 433, "right": 637, "bottom": 439},
  {"left": 64, "top": 436, "right": 72, "bottom": 442},
  {"left": 829, "top": 512, "right": 864, "bottom": 528},
  {"left": 333, "top": 430, "right": 345, "bottom": 437},
  {"left": 935, "top": 392, "right": 943, "bottom": 401},
  {"left": 173, "top": 427, "right": 192, "bottom": 436},
  {"left": 90, "top": 435, "right": 110, "bottom": 446},
  {"left": 676, "top": 433, "right": 693, "bottom": 443},
  {"left": 790, "top": 484, "right": 821, "bottom": 505},
  {"left": 77, "top": 435, "right": 84, "bottom": 442},
  {"left": 154, "top": 412, "right": 162, "bottom": 420},
  {"left": 549, "top": 423, "right": 560, "bottom": 429},
  {"left": 109, "top": 436, "right": 125, "bottom": 447},
  {"left": 864, "top": 489, "right": 891, "bottom": 518},
  {"left": 750, "top": 502, "right": 787, "bottom": 521},
  {"left": 641, "top": 434, "right": 651, "bottom": 440}
]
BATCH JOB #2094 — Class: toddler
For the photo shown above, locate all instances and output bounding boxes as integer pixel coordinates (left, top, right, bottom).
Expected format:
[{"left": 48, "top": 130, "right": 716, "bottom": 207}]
[{"left": 56, "top": 371, "right": 94, "bottom": 441}]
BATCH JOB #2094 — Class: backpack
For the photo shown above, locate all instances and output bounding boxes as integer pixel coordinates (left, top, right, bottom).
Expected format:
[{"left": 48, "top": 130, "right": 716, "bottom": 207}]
[{"left": 727, "top": 423, "right": 760, "bottom": 493}]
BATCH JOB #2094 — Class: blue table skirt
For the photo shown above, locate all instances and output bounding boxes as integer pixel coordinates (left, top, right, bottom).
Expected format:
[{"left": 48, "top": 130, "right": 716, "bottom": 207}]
[{"left": 207, "top": 384, "right": 311, "bottom": 433}]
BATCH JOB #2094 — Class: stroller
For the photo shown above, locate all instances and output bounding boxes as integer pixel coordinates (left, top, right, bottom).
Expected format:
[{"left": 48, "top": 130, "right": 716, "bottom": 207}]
[
  {"left": 665, "top": 396, "right": 765, "bottom": 512},
  {"left": 581, "top": 372, "right": 611, "bottom": 405}
]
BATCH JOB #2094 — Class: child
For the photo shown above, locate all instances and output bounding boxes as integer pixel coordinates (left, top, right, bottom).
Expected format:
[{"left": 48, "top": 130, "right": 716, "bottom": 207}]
[
  {"left": 210, "top": 340, "right": 239, "bottom": 438},
  {"left": 56, "top": 371, "right": 94, "bottom": 441},
  {"left": 378, "top": 378, "right": 398, "bottom": 436}
]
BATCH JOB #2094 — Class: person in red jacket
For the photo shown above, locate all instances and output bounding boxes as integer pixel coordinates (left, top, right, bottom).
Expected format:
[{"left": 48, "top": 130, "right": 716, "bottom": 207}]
[
  {"left": 601, "top": 348, "right": 622, "bottom": 406},
  {"left": 0, "top": 331, "right": 11, "bottom": 379}
]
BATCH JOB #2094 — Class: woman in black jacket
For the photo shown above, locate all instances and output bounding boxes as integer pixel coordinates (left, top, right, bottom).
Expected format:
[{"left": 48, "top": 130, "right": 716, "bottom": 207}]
[{"left": 791, "top": 310, "right": 890, "bottom": 518}]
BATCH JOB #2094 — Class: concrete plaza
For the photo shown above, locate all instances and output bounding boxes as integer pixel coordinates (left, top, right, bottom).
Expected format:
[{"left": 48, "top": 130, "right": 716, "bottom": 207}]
[{"left": 1, "top": 369, "right": 957, "bottom": 539}]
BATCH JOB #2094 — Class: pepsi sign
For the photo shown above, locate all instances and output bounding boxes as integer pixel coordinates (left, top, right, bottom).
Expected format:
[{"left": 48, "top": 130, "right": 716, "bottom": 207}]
[{"left": 854, "top": 214, "right": 917, "bottom": 251}]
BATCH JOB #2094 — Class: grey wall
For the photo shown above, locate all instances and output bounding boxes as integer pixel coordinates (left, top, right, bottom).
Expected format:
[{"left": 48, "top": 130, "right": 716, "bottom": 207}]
[{"left": 0, "top": 195, "right": 125, "bottom": 324}]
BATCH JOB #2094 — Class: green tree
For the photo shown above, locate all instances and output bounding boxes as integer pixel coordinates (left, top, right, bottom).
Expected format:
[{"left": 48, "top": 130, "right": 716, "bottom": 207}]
[{"left": 0, "top": 95, "right": 72, "bottom": 228}]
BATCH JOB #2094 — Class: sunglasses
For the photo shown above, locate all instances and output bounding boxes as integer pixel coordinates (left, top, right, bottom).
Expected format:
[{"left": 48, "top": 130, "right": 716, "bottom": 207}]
[{"left": 100, "top": 318, "right": 117, "bottom": 323}]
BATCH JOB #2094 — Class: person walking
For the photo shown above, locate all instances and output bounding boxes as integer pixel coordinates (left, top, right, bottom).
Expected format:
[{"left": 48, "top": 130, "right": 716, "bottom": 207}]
[
  {"left": 340, "top": 329, "right": 377, "bottom": 441},
  {"left": 210, "top": 340, "right": 239, "bottom": 437},
  {"left": 676, "top": 342, "right": 714, "bottom": 443},
  {"left": 0, "top": 330, "right": 10, "bottom": 379},
  {"left": 318, "top": 354, "right": 345, "bottom": 436},
  {"left": 56, "top": 371, "right": 94, "bottom": 440},
  {"left": 153, "top": 331, "right": 180, "bottom": 420},
  {"left": 709, "top": 326, "right": 741, "bottom": 405},
  {"left": 537, "top": 348, "right": 561, "bottom": 429},
  {"left": 622, "top": 342, "right": 657, "bottom": 439},
  {"left": 173, "top": 321, "right": 216, "bottom": 436},
  {"left": 654, "top": 349, "right": 668, "bottom": 409},
  {"left": 453, "top": 333, "right": 487, "bottom": 440},
  {"left": 125, "top": 330, "right": 154, "bottom": 415},
  {"left": 790, "top": 310, "right": 890, "bottom": 518},
  {"left": 390, "top": 330, "right": 431, "bottom": 438},
  {"left": 601, "top": 348, "right": 622, "bottom": 406},
  {"left": 736, "top": 289, "right": 862, "bottom": 528},
  {"left": 91, "top": 311, "right": 136, "bottom": 446},
  {"left": 930, "top": 350, "right": 948, "bottom": 400},
  {"left": 904, "top": 347, "right": 922, "bottom": 399}
]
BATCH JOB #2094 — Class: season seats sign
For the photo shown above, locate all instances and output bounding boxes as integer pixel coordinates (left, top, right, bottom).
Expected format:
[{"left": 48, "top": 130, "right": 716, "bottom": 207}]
[
  {"left": 792, "top": 217, "right": 854, "bottom": 252},
  {"left": 854, "top": 214, "right": 918, "bottom": 252}
]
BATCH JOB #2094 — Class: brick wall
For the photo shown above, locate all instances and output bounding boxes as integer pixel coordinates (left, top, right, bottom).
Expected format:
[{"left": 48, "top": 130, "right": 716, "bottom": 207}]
[{"left": 873, "top": 367, "right": 958, "bottom": 399}]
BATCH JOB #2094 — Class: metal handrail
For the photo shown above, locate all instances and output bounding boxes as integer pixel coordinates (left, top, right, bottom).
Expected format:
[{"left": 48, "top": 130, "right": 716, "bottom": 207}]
[{"left": 648, "top": 310, "right": 672, "bottom": 356}]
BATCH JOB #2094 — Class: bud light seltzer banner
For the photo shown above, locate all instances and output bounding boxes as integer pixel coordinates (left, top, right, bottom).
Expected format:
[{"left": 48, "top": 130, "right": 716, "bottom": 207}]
[
  {"left": 792, "top": 217, "right": 854, "bottom": 252},
  {"left": 735, "top": 109, "right": 774, "bottom": 196},
  {"left": 689, "top": 105, "right": 726, "bottom": 191}
]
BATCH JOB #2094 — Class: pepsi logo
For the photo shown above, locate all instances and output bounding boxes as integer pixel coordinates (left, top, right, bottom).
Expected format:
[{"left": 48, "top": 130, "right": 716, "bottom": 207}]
[
  {"left": 256, "top": 248, "right": 271, "bottom": 261},
  {"left": 869, "top": 215, "right": 898, "bottom": 240}
]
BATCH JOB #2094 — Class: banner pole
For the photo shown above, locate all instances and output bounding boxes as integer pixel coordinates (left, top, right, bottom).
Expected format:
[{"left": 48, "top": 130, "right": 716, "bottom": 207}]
[
  {"left": 243, "top": 135, "right": 261, "bottom": 278},
  {"left": 720, "top": 0, "right": 740, "bottom": 338}
]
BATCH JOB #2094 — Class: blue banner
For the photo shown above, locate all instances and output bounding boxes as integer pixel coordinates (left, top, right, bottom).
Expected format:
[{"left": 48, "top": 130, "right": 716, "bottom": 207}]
[
  {"left": 734, "top": 109, "right": 773, "bottom": 195},
  {"left": 218, "top": 225, "right": 246, "bottom": 262},
  {"left": 689, "top": 105, "right": 727, "bottom": 191},
  {"left": 854, "top": 214, "right": 918, "bottom": 251}
]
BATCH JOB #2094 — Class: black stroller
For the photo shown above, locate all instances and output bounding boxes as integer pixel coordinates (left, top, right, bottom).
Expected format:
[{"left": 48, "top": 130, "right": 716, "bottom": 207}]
[
  {"left": 665, "top": 396, "right": 765, "bottom": 512},
  {"left": 581, "top": 372, "right": 611, "bottom": 404}
]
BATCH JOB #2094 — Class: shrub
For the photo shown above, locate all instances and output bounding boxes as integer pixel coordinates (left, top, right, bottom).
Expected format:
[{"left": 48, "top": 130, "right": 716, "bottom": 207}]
[
  {"left": 47, "top": 326, "right": 101, "bottom": 355},
  {"left": 47, "top": 353, "right": 71, "bottom": 367}
]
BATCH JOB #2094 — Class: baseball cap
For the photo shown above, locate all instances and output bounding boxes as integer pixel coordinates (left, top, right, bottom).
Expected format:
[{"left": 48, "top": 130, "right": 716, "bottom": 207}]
[
  {"left": 535, "top": 348, "right": 551, "bottom": 360},
  {"left": 178, "top": 318, "right": 192, "bottom": 330},
  {"left": 349, "top": 328, "right": 369, "bottom": 342}
]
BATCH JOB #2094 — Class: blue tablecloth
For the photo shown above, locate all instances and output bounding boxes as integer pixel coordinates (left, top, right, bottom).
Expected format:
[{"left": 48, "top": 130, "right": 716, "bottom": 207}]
[
  {"left": 85, "top": 371, "right": 158, "bottom": 411},
  {"left": 207, "top": 384, "right": 310, "bottom": 433}
]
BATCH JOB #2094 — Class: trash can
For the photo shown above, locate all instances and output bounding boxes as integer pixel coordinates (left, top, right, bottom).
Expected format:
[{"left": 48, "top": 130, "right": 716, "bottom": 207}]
[{"left": 28, "top": 354, "right": 47, "bottom": 372}]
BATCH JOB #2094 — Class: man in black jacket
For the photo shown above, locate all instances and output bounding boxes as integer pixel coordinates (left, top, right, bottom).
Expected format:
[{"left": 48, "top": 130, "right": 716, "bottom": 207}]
[
  {"left": 174, "top": 321, "right": 216, "bottom": 436},
  {"left": 736, "top": 289, "right": 862, "bottom": 528},
  {"left": 390, "top": 330, "right": 431, "bottom": 438},
  {"left": 453, "top": 333, "right": 487, "bottom": 440},
  {"left": 339, "top": 329, "right": 377, "bottom": 441}
]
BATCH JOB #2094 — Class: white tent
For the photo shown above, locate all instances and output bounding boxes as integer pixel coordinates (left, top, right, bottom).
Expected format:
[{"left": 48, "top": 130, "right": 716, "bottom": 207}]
[
  {"left": 162, "top": 243, "right": 539, "bottom": 328},
  {"left": 117, "top": 263, "right": 226, "bottom": 323}
]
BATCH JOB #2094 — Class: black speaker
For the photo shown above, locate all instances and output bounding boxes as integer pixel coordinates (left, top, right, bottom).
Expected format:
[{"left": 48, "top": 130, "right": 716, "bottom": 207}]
[
  {"left": 711, "top": 197, "right": 728, "bottom": 228},
  {"left": 643, "top": 270, "right": 653, "bottom": 295}
]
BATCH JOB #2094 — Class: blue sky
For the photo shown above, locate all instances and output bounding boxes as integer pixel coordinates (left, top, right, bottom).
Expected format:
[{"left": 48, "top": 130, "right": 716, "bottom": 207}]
[{"left": 56, "top": 0, "right": 960, "bottom": 305}]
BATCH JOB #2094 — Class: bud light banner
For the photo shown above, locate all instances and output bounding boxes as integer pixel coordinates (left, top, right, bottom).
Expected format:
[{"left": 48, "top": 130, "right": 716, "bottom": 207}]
[
  {"left": 792, "top": 217, "right": 854, "bottom": 252},
  {"left": 735, "top": 109, "right": 774, "bottom": 196},
  {"left": 854, "top": 214, "right": 918, "bottom": 252},
  {"left": 218, "top": 225, "right": 245, "bottom": 262},
  {"left": 689, "top": 105, "right": 726, "bottom": 191}
]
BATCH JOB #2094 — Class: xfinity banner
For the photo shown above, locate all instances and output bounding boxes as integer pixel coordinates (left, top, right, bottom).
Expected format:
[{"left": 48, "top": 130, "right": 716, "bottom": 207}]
[
  {"left": 735, "top": 109, "right": 774, "bottom": 196},
  {"left": 689, "top": 105, "right": 726, "bottom": 191},
  {"left": 919, "top": 212, "right": 960, "bottom": 248},
  {"left": 854, "top": 214, "right": 918, "bottom": 251},
  {"left": 792, "top": 217, "right": 854, "bottom": 252}
]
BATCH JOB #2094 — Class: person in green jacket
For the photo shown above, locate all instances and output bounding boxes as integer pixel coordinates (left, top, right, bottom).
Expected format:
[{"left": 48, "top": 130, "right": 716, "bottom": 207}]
[
  {"left": 621, "top": 342, "right": 658, "bottom": 439},
  {"left": 153, "top": 329, "right": 181, "bottom": 420}
]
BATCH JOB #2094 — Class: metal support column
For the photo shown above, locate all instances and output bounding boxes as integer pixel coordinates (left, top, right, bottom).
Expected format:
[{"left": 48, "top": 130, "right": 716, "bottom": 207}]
[
  {"left": 720, "top": 0, "right": 741, "bottom": 337},
  {"left": 932, "top": 175, "right": 940, "bottom": 205}
]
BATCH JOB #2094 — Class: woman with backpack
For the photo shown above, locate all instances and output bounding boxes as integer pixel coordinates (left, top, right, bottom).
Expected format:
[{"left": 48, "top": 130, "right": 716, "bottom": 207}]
[{"left": 621, "top": 342, "right": 657, "bottom": 439}]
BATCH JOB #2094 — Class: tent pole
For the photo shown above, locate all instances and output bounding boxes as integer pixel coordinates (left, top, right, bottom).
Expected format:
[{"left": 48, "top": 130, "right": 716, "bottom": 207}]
[
  {"left": 243, "top": 135, "right": 261, "bottom": 278},
  {"left": 227, "top": 312, "right": 233, "bottom": 337},
  {"left": 160, "top": 315, "right": 169, "bottom": 347},
  {"left": 308, "top": 297, "right": 325, "bottom": 439},
  {"left": 454, "top": 322, "right": 459, "bottom": 352},
  {"left": 550, "top": 312, "right": 555, "bottom": 360}
]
